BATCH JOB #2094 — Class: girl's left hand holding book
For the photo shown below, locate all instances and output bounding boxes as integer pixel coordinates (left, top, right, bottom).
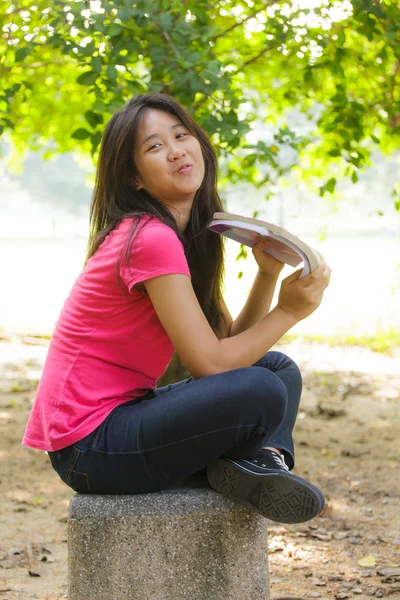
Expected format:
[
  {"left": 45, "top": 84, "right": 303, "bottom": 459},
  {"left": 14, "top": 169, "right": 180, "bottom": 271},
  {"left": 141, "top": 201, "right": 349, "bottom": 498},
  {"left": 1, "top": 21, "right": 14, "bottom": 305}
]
[{"left": 252, "top": 240, "right": 285, "bottom": 277}]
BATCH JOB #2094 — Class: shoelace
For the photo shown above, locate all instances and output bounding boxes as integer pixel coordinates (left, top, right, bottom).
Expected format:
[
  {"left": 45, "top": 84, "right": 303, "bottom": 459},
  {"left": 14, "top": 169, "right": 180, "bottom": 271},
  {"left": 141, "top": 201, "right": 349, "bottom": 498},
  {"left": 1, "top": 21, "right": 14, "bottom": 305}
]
[
  {"left": 249, "top": 451, "right": 290, "bottom": 471},
  {"left": 271, "top": 452, "right": 290, "bottom": 471}
]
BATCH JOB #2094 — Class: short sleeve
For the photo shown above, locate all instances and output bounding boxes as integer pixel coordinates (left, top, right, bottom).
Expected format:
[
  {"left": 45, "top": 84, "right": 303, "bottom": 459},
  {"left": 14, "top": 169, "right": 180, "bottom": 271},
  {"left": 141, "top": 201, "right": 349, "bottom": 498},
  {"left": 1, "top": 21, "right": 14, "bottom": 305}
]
[{"left": 119, "top": 222, "right": 191, "bottom": 292}]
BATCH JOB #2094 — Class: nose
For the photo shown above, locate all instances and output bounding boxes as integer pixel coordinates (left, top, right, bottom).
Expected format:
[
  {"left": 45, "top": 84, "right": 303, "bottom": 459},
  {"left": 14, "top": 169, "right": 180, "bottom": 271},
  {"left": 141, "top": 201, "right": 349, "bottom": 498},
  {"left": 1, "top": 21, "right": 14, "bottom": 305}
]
[{"left": 167, "top": 144, "right": 186, "bottom": 162}]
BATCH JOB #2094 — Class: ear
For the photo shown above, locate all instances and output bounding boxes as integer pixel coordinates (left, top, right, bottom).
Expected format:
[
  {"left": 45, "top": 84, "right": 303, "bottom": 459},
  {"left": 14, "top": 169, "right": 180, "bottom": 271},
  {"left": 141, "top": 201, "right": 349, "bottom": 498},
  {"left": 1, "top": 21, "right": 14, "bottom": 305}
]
[{"left": 135, "top": 176, "right": 144, "bottom": 191}]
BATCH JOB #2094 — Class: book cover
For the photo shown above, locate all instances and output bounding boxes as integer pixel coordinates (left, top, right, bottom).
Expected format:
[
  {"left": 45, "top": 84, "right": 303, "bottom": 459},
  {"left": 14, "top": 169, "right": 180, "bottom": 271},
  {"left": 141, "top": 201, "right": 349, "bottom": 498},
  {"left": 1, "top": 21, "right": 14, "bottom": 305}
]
[{"left": 207, "top": 212, "right": 323, "bottom": 277}]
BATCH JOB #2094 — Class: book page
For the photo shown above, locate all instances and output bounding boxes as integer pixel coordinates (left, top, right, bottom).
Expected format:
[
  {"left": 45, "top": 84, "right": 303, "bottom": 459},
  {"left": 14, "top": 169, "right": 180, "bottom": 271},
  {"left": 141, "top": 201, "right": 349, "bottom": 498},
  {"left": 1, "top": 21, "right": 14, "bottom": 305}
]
[
  {"left": 209, "top": 212, "right": 324, "bottom": 277},
  {"left": 209, "top": 221, "right": 313, "bottom": 276}
]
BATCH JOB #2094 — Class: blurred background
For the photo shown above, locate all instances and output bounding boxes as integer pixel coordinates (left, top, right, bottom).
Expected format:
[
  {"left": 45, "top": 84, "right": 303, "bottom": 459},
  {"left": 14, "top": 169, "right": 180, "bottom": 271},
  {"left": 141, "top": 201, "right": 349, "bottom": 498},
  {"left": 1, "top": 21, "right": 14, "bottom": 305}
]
[
  {"left": 1, "top": 133, "right": 399, "bottom": 343},
  {"left": 1, "top": 4, "right": 400, "bottom": 598},
  {"left": 1, "top": 0, "right": 400, "bottom": 350}
]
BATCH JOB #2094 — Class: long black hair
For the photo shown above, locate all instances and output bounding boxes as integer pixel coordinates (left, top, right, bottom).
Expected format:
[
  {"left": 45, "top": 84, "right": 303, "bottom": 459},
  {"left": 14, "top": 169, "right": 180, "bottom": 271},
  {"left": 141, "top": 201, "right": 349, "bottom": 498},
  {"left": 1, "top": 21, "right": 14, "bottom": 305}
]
[{"left": 86, "top": 92, "right": 228, "bottom": 335}]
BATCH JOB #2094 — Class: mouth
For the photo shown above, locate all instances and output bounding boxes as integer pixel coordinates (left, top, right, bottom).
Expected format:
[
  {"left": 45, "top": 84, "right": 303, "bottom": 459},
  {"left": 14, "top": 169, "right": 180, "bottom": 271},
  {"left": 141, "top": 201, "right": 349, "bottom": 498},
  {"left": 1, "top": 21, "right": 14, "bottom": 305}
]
[{"left": 176, "top": 163, "right": 193, "bottom": 174}]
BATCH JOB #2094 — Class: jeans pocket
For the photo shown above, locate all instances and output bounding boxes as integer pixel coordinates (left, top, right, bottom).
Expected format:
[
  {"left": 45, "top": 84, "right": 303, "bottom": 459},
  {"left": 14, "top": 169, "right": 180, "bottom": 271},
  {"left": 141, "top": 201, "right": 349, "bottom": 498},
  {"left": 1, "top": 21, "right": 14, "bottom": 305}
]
[
  {"left": 64, "top": 447, "right": 91, "bottom": 493},
  {"left": 48, "top": 445, "right": 78, "bottom": 484},
  {"left": 67, "top": 469, "right": 90, "bottom": 493},
  {"left": 49, "top": 441, "right": 92, "bottom": 493}
]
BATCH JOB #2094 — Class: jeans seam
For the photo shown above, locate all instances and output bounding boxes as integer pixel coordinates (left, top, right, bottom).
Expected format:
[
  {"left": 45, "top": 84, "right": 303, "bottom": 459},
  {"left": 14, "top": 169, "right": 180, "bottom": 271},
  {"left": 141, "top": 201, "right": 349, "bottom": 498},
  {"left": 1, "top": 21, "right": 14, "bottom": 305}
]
[
  {"left": 65, "top": 447, "right": 80, "bottom": 485},
  {"left": 90, "top": 427, "right": 102, "bottom": 450},
  {"left": 88, "top": 423, "right": 266, "bottom": 455},
  {"left": 71, "top": 470, "right": 90, "bottom": 492}
]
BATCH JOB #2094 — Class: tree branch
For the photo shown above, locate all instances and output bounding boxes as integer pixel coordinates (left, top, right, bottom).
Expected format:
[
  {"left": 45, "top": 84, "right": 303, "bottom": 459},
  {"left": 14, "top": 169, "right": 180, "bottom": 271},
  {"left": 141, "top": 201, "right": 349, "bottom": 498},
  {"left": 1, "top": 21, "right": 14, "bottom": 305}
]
[
  {"left": 192, "top": 45, "right": 272, "bottom": 113},
  {"left": 211, "top": 0, "right": 277, "bottom": 43},
  {"left": 239, "top": 46, "right": 271, "bottom": 70},
  {"left": 390, "top": 57, "right": 400, "bottom": 109}
]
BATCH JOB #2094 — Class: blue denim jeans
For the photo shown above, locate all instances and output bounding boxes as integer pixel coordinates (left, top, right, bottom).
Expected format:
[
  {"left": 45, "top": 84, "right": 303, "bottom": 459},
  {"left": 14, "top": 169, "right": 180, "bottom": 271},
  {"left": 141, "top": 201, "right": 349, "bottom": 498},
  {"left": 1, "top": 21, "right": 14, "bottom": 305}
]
[{"left": 48, "top": 351, "right": 302, "bottom": 494}]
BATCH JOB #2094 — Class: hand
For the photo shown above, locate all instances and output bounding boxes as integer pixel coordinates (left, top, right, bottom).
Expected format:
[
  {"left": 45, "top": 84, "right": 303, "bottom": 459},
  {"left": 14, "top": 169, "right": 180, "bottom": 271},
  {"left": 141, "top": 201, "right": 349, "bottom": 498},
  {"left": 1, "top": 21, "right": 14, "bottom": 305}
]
[
  {"left": 277, "top": 262, "right": 331, "bottom": 322},
  {"left": 252, "top": 240, "right": 285, "bottom": 277}
]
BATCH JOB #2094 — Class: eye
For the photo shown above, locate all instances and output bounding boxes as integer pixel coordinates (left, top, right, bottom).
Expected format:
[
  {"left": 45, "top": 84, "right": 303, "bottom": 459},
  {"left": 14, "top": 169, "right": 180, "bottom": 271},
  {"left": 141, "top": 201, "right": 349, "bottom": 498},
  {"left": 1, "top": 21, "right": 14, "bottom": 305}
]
[{"left": 148, "top": 132, "right": 188, "bottom": 151}]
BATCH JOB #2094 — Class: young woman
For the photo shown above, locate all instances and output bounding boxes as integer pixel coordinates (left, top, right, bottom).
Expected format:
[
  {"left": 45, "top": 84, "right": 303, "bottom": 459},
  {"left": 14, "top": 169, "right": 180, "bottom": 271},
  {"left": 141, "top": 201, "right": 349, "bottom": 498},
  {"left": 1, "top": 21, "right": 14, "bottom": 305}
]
[{"left": 23, "top": 93, "right": 331, "bottom": 524}]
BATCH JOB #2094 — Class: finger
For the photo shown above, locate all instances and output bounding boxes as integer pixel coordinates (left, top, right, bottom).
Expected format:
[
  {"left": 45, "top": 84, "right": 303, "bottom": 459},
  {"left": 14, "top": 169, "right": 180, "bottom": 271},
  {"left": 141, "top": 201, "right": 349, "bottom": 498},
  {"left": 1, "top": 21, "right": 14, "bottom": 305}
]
[
  {"left": 302, "top": 263, "right": 329, "bottom": 286},
  {"left": 281, "top": 268, "right": 303, "bottom": 285},
  {"left": 308, "top": 265, "right": 331, "bottom": 292},
  {"left": 252, "top": 241, "right": 264, "bottom": 251}
]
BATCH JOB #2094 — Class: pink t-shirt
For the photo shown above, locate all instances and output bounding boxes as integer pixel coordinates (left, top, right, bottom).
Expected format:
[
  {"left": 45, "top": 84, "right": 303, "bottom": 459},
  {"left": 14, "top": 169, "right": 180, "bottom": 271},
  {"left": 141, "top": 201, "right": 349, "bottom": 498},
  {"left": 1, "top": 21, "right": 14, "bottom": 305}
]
[{"left": 22, "top": 216, "right": 191, "bottom": 452}]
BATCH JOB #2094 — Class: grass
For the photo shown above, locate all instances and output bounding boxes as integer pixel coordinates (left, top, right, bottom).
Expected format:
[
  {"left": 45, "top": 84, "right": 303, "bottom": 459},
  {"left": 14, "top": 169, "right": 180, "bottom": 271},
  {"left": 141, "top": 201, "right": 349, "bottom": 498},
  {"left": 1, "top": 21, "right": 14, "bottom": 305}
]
[
  {"left": 1, "top": 326, "right": 400, "bottom": 356},
  {"left": 278, "top": 327, "right": 400, "bottom": 356}
]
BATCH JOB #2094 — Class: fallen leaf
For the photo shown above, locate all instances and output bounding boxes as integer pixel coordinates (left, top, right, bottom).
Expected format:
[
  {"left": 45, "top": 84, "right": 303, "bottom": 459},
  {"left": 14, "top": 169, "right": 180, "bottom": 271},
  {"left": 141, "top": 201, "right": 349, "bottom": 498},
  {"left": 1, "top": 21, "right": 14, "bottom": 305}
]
[
  {"left": 28, "top": 569, "right": 41, "bottom": 577},
  {"left": 273, "top": 597, "right": 305, "bottom": 600},
  {"left": 40, "top": 555, "right": 55, "bottom": 563},
  {"left": 377, "top": 567, "right": 400, "bottom": 577},
  {"left": 311, "top": 578, "right": 326, "bottom": 586},
  {"left": 386, "top": 585, "right": 400, "bottom": 596},
  {"left": 334, "top": 531, "right": 351, "bottom": 540},
  {"left": 310, "top": 532, "right": 333, "bottom": 541},
  {"left": 358, "top": 554, "right": 376, "bottom": 567},
  {"left": 0, "top": 559, "right": 15, "bottom": 569}
]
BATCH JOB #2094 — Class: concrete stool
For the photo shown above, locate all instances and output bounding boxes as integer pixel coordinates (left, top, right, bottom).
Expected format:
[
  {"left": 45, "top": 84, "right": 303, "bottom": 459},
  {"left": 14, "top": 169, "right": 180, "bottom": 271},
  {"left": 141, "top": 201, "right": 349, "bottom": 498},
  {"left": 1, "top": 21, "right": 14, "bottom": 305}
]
[{"left": 68, "top": 485, "right": 270, "bottom": 600}]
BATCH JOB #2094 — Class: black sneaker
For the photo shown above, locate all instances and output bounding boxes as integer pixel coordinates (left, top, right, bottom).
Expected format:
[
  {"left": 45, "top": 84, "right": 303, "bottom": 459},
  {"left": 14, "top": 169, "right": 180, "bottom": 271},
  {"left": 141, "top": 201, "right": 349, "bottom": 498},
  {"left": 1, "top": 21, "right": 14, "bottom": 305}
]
[{"left": 206, "top": 449, "right": 325, "bottom": 524}]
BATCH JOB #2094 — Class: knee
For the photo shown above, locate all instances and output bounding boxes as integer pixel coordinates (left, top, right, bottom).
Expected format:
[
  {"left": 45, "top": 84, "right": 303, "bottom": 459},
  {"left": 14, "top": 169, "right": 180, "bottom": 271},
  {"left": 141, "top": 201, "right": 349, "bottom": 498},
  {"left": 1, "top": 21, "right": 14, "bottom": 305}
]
[
  {"left": 238, "top": 366, "right": 288, "bottom": 426},
  {"left": 260, "top": 351, "right": 302, "bottom": 388}
]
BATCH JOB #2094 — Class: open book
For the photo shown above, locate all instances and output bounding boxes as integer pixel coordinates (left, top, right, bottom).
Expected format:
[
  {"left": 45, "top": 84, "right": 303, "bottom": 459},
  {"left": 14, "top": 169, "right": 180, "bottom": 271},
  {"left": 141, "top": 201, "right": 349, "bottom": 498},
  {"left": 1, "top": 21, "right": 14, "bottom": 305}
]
[{"left": 207, "top": 212, "right": 324, "bottom": 278}]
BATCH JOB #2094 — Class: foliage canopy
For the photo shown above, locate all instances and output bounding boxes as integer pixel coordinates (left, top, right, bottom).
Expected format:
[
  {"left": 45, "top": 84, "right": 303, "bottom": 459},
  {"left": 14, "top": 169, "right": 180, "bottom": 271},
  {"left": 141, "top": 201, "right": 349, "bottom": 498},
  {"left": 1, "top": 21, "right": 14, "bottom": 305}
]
[{"left": 1, "top": 0, "right": 400, "bottom": 205}]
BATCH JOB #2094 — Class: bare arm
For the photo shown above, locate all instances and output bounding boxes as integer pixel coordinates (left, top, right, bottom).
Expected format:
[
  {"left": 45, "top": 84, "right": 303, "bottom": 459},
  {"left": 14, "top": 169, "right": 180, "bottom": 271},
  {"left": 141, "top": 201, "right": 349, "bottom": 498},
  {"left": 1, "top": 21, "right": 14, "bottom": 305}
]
[
  {"left": 230, "top": 270, "right": 279, "bottom": 337},
  {"left": 230, "top": 240, "right": 286, "bottom": 337},
  {"left": 143, "top": 263, "right": 330, "bottom": 379}
]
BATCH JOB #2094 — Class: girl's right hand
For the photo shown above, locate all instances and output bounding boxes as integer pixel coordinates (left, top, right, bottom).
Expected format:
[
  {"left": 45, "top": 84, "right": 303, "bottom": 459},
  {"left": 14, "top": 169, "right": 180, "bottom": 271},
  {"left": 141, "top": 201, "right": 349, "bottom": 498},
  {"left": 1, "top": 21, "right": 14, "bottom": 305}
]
[{"left": 277, "top": 262, "right": 332, "bottom": 322}]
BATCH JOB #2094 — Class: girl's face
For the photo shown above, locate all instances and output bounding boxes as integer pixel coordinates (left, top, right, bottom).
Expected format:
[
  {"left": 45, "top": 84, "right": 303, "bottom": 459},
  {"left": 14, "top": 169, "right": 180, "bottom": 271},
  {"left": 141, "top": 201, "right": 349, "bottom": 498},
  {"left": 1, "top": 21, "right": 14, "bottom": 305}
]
[{"left": 133, "top": 109, "right": 205, "bottom": 206}]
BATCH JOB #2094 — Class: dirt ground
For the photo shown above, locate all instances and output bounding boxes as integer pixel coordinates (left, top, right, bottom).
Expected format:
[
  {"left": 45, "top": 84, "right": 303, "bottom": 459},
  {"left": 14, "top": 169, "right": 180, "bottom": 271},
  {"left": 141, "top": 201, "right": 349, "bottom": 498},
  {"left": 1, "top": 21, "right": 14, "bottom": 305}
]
[{"left": 0, "top": 336, "right": 399, "bottom": 600}]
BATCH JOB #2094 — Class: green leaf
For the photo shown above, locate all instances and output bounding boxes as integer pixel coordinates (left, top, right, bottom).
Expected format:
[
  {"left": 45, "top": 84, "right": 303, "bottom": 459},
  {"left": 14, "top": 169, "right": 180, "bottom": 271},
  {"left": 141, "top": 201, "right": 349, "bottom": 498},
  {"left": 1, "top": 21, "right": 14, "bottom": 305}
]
[
  {"left": 15, "top": 47, "right": 32, "bottom": 62},
  {"left": 351, "top": 170, "right": 358, "bottom": 183},
  {"left": 80, "top": 41, "right": 95, "bottom": 57},
  {"left": 76, "top": 71, "right": 98, "bottom": 86},
  {"left": 108, "top": 23, "right": 123, "bottom": 37},
  {"left": 118, "top": 7, "right": 132, "bottom": 21},
  {"left": 304, "top": 67, "right": 313, "bottom": 83},
  {"left": 90, "top": 131, "right": 102, "bottom": 155},
  {"left": 85, "top": 111, "right": 98, "bottom": 129},
  {"left": 156, "top": 14, "right": 174, "bottom": 30},
  {"left": 326, "top": 177, "right": 336, "bottom": 194},
  {"left": 238, "top": 271, "right": 243, "bottom": 280},
  {"left": 71, "top": 128, "right": 92, "bottom": 140},
  {"left": 337, "top": 29, "right": 346, "bottom": 45},
  {"left": 235, "top": 244, "right": 248, "bottom": 261},
  {"left": 91, "top": 56, "right": 102, "bottom": 74},
  {"left": 106, "top": 64, "right": 118, "bottom": 81}
]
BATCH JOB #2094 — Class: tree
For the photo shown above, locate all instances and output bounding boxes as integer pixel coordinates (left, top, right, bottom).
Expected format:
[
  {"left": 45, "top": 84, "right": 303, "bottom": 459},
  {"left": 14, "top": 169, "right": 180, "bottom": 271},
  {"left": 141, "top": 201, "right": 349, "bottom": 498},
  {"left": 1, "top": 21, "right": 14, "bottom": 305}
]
[
  {"left": 2, "top": 142, "right": 92, "bottom": 216},
  {"left": 1, "top": 0, "right": 400, "bottom": 208}
]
